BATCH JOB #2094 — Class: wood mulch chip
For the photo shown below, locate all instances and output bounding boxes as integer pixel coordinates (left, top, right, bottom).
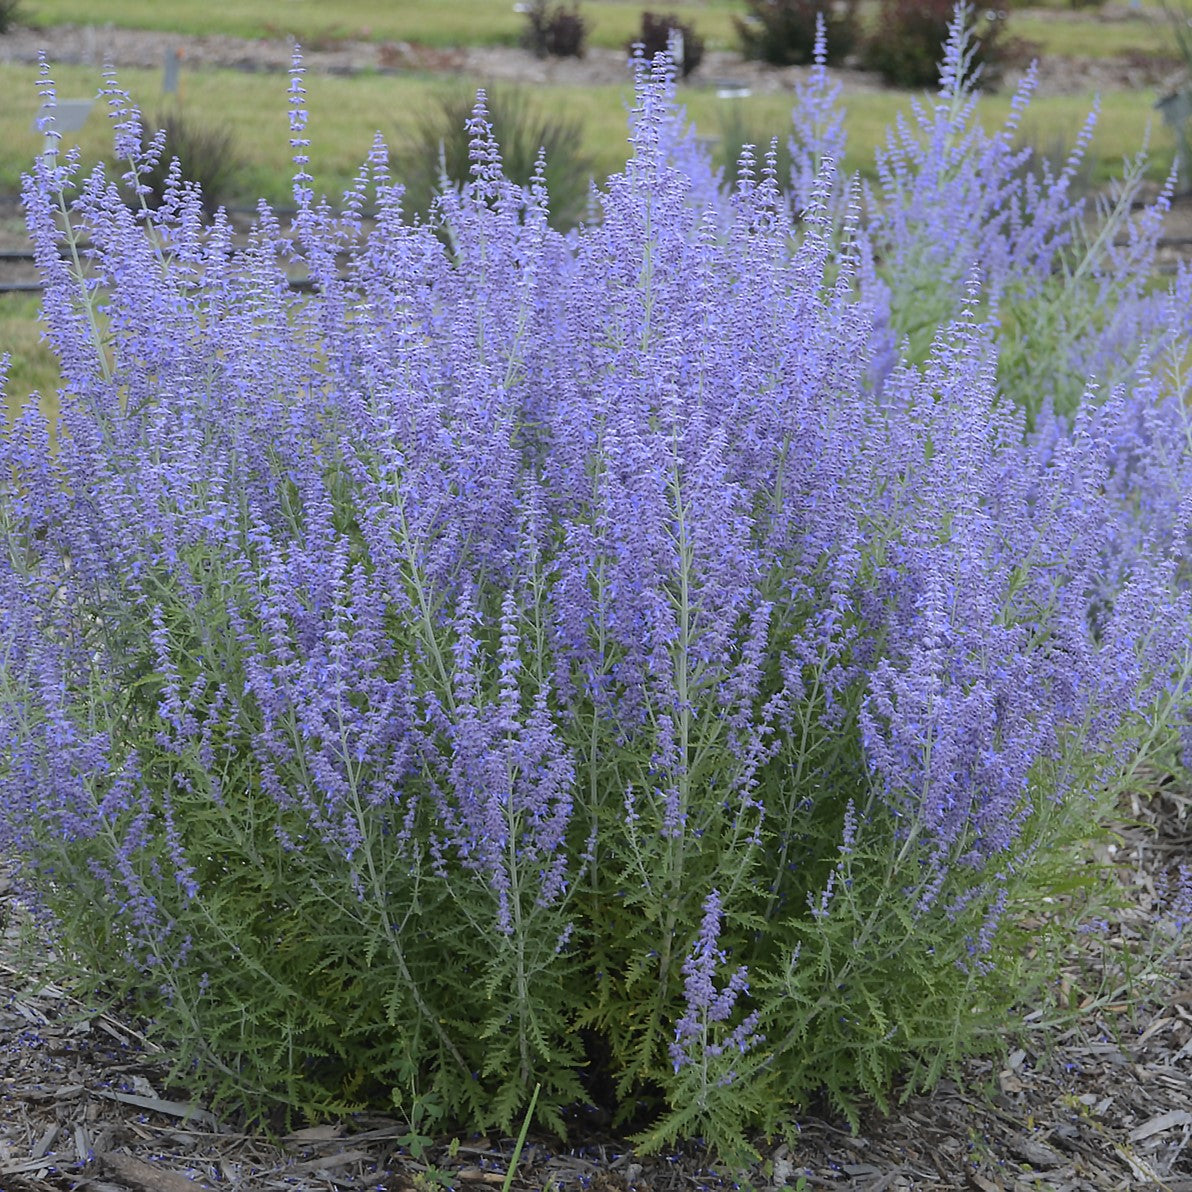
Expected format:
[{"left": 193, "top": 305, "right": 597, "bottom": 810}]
[{"left": 3, "top": 776, "right": 1191, "bottom": 1191}]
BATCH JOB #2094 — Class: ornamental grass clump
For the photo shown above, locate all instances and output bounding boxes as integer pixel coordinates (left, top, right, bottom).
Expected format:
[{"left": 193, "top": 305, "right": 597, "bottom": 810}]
[
  {"left": 131, "top": 106, "right": 245, "bottom": 217},
  {"left": 395, "top": 84, "right": 593, "bottom": 231},
  {"left": 3, "top": 21, "right": 1192, "bottom": 1164}
]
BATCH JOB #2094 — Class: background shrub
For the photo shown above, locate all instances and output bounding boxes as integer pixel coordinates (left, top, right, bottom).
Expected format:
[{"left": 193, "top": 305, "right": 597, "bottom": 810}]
[
  {"left": 714, "top": 108, "right": 794, "bottom": 197},
  {"left": 861, "top": 0, "right": 1010, "bottom": 89},
  {"left": 521, "top": 0, "right": 588, "bottom": 58},
  {"left": 131, "top": 107, "right": 244, "bottom": 216},
  {"left": 633, "top": 12, "right": 705, "bottom": 78},
  {"left": 0, "top": 0, "right": 24, "bottom": 35},
  {"left": 394, "top": 84, "right": 593, "bottom": 230},
  {"left": 1011, "top": 125, "right": 1100, "bottom": 204},
  {"left": 1158, "top": 0, "right": 1192, "bottom": 70},
  {"left": 735, "top": 0, "right": 858, "bottom": 66}
]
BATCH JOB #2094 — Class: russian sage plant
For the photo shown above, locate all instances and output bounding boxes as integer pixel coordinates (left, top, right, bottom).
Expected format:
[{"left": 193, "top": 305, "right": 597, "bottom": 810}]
[
  {"left": 864, "top": 13, "right": 1182, "bottom": 425},
  {"left": 2, "top": 25, "right": 1191, "bottom": 1164}
]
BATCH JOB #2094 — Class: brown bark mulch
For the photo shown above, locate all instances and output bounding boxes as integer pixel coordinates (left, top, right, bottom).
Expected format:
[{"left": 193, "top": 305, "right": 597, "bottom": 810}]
[{"left": 2, "top": 772, "right": 1191, "bottom": 1192}]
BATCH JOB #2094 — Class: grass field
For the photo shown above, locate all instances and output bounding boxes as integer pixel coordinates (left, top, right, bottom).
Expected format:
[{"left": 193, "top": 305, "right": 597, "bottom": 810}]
[
  {"left": 1010, "top": 10, "right": 1175, "bottom": 59},
  {"left": 21, "top": 0, "right": 747, "bottom": 51},
  {"left": 2, "top": 293, "right": 60, "bottom": 423},
  {"left": 18, "top": 0, "right": 1182, "bottom": 57},
  {"left": 0, "top": 60, "right": 1172, "bottom": 205}
]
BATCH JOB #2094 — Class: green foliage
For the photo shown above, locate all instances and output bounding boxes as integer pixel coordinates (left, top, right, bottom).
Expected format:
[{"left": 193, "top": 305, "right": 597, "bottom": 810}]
[
  {"left": 1012, "top": 126, "right": 1099, "bottom": 204},
  {"left": 6, "top": 445, "right": 1165, "bottom": 1157},
  {"left": 595, "top": 657, "right": 1132, "bottom": 1161},
  {"left": 11, "top": 534, "right": 587, "bottom": 1132},
  {"left": 501, "top": 1083, "right": 541, "bottom": 1192},
  {"left": 0, "top": 0, "right": 24, "bottom": 34},
  {"left": 735, "top": 0, "right": 858, "bottom": 67},
  {"left": 713, "top": 107, "right": 795, "bottom": 198},
  {"left": 394, "top": 84, "right": 594, "bottom": 230},
  {"left": 993, "top": 153, "right": 1167, "bottom": 426},
  {"left": 4, "top": 408, "right": 1139, "bottom": 1158},
  {"left": 1157, "top": 0, "right": 1192, "bottom": 73}
]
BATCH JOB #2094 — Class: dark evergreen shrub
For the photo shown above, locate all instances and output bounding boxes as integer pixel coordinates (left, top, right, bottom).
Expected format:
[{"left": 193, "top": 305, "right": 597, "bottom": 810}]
[
  {"left": 735, "top": 0, "right": 858, "bottom": 66},
  {"left": 522, "top": 0, "right": 588, "bottom": 58},
  {"left": 634, "top": 12, "right": 705, "bottom": 78},
  {"left": 861, "top": 0, "right": 1009, "bottom": 89}
]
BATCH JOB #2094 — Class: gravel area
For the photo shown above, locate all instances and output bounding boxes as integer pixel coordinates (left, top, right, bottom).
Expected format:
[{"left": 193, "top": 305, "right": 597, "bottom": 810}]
[{"left": 0, "top": 13, "right": 1184, "bottom": 98}]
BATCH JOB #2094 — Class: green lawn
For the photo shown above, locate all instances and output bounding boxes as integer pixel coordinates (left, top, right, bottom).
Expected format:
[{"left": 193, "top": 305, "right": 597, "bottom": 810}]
[
  {"left": 0, "top": 63, "right": 643, "bottom": 204},
  {"left": 2, "top": 293, "right": 60, "bottom": 425},
  {"left": 19, "top": 0, "right": 1183, "bottom": 57},
  {"left": 21, "top": 0, "right": 747, "bottom": 52},
  {"left": 1010, "top": 10, "right": 1175, "bottom": 60},
  {"left": 1, "top": 58, "right": 1173, "bottom": 205}
]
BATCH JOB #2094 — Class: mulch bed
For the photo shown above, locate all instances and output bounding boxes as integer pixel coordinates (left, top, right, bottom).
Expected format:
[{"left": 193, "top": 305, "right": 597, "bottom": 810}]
[{"left": 2, "top": 774, "right": 1191, "bottom": 1192}]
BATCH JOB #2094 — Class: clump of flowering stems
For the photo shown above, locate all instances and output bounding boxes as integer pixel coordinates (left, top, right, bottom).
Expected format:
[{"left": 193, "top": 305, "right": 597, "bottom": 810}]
[{"left": 2, "top": 15, "right": 1191, "bottom": 1163}]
